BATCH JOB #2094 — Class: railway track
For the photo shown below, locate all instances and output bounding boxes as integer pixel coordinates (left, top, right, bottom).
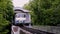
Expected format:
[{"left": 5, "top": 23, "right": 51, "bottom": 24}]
[
  {"left": 20, "top": 27, "right": 55, "bottom": 34},
  {"left": 12, "top": 25, "right": 55, "bottom": 34}
]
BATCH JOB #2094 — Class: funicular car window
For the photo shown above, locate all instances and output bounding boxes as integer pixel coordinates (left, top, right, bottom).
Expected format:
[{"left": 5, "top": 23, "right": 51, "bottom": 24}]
[{"left": 16, "top": 13, "right": 26, "bottom": 18}]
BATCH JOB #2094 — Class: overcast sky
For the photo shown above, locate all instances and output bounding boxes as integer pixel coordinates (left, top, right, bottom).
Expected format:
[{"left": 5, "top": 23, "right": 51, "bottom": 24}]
[{"left": 12, "top": 0, "right": 29, "bottom": 7}]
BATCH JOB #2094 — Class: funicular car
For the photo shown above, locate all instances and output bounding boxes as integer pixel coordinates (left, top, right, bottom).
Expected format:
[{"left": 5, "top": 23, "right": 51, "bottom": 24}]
[{"left": 13, "top": 7, "right": 32, "bottom": 28}]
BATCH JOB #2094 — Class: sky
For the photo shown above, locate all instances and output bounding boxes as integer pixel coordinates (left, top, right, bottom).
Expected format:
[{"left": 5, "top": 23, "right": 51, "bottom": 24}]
[{"left": 12, "top": 0, "right": 29, "bottom": 7}]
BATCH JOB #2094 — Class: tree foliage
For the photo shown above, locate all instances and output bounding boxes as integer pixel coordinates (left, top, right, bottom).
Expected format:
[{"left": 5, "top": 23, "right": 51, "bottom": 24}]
[
  {"left": 24, "top": 0, "right": 60, "bottom": 26},
  {"left": 0, "top": 0, "right": 14, "bottom": 34}
]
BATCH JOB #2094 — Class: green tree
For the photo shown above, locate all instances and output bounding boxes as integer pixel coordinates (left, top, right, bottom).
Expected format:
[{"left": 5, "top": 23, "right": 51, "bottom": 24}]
[
  {"left": 24, "top": 0, "right": 60, "bottom": 26},
  {"left": 0, "top": 0, "right": 14, "bottom": 34}
]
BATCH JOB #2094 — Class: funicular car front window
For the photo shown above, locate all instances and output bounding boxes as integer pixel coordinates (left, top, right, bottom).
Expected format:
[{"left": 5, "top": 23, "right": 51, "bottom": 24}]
[{"left": 16, "top": 13, "right": 26, "bottom": 18}]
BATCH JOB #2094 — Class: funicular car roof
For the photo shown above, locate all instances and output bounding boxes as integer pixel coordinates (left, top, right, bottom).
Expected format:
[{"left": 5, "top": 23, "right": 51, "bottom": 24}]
[{"left": 14, "top": 7, "right": 30, "bottom": 13}]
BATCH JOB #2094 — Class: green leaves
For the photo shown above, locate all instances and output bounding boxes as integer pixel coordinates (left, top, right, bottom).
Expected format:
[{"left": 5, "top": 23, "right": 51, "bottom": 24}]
[
  {"left": 24, "top": 0, "right": 60, "bottom": 26},
  {"left": 0, "top": 0, "right": 13, "bottom": 34}
]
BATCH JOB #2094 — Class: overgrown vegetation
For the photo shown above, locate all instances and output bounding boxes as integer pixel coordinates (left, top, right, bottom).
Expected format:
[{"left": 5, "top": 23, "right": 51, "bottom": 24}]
[
  {"left": 24, "top": 0, "right": 60, "bottom": 26},
  {"left": 0, "top": 0, "right": 14, "bottom": 34}
]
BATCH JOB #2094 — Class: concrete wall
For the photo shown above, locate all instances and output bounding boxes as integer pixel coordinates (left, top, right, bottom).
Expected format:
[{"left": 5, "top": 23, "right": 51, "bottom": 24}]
[{"left": 33, "top": 26, "right": 60, "bottom": 34}]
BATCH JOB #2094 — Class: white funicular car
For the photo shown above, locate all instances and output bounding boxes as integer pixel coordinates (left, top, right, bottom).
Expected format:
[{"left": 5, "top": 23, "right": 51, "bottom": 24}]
[{"left": 14, "top": 7, "right": 32, "bottom": 28}]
